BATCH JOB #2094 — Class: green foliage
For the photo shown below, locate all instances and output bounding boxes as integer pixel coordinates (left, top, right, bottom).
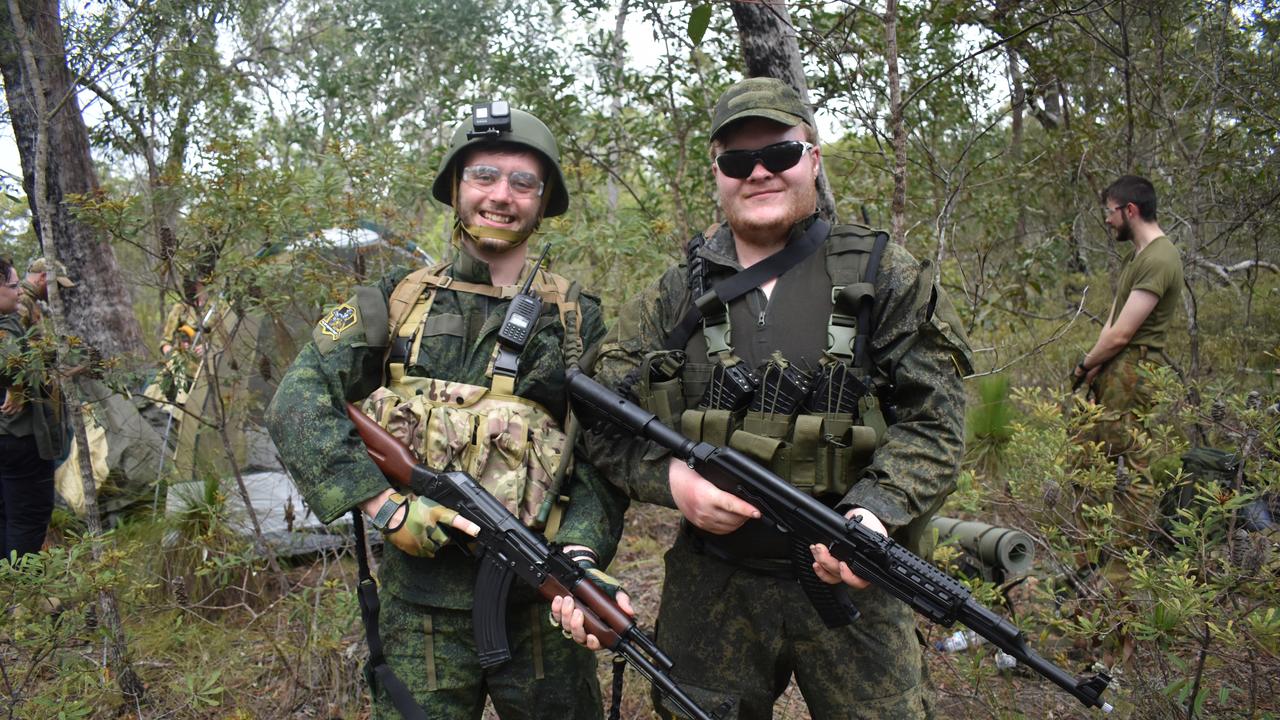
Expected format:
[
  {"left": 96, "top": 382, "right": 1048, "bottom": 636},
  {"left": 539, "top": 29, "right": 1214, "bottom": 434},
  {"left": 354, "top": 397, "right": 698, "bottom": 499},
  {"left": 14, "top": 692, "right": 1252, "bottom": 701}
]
[
  {"left": 687, "top": 4, "right": 711, "bottom": 44},
  {"left": 966, "top": 373, "right": 1017, "bottom": 476},
  {"left": 6, "top": 0, "right": 1280, "bottom": 716},
  {"left": 950, "top": 373, "right": 1280, "bottom": 718}
]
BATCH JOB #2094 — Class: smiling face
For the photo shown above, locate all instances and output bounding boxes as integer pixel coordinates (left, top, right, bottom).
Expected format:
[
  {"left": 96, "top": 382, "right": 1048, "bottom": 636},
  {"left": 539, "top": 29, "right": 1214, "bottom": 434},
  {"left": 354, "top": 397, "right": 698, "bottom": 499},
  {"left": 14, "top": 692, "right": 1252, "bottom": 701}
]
[
  {"left": 713, "top": 118, "right": 820, "bottom": 247},
  {"left": 455, "top": 148, "right": 546, "bottom": 254}
]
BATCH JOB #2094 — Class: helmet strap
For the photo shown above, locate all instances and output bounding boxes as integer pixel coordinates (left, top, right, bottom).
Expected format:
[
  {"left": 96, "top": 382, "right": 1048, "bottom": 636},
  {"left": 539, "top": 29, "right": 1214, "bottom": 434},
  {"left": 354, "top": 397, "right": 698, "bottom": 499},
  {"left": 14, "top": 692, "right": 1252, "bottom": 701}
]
[{"left": 449, "top": 162, "right": 549, "bottom": 248}]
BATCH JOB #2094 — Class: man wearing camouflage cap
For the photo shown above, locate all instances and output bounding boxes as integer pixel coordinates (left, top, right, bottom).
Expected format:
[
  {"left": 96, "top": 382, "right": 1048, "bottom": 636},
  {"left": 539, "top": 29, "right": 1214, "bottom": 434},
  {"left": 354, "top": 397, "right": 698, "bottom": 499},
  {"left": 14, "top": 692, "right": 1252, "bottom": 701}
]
[
  {"left": 582, "top": 77, "right": 972, "bottom": 718},
  {"left": 268, "top": 102, "right": 629, "bottom": 718}
]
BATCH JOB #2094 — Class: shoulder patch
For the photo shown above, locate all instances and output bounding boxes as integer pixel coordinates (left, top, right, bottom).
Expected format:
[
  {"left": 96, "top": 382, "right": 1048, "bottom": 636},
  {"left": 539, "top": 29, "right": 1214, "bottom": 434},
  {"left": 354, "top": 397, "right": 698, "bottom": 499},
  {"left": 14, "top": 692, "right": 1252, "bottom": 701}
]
[{"left": 319, "top": 303, "right": 358, "bottom": 340}]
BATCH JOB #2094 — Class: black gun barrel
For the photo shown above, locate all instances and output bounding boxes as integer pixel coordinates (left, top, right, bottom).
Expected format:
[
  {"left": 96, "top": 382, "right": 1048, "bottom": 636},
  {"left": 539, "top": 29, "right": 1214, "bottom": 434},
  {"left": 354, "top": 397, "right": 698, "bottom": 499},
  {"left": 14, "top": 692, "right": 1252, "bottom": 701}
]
[{"left": 567, "top": 369, "right": 1113, "bottom": 713}]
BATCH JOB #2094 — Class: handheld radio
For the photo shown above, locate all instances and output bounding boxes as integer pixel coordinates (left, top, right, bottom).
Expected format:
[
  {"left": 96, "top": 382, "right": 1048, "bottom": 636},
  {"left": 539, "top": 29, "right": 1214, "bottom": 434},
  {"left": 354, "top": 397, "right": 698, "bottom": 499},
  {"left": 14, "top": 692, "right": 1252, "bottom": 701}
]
[{"left": 493, "top": 244, "right": 552, "bottom": 379}]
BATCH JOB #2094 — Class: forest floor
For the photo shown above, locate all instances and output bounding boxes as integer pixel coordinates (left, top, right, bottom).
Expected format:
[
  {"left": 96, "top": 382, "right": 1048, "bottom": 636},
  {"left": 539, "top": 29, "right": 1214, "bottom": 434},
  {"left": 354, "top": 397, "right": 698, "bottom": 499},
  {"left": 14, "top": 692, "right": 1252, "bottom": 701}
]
[{"left": 7, "top": 502, "right": 1276, "bottom": 719}]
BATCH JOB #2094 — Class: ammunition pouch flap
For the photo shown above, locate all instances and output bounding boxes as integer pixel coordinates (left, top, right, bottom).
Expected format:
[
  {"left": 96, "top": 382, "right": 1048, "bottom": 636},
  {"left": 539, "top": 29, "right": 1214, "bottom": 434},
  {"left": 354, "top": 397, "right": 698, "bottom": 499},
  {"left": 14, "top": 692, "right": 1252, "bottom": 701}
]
[
  {"left": 680, "top": 405, "right": 883, "bottom": 498},
  {"left": 362, "top": 378, "right": 569, "bottom": 530}
]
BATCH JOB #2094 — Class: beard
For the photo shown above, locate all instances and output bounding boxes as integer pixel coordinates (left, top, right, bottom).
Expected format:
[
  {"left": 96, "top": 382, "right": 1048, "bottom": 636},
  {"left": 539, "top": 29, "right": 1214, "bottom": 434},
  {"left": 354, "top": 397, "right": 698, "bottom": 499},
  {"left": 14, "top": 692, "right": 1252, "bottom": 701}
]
[
  {"left": 1115, "top": 217, "right": 1134, "bottom": 243},
  {"left": 466, "top": 232, "right": 527, "bottom": 254},
  {"left": 722, "top": 181, "right": 819, "bottom": 247},
  {"left": 456, "top": 197, "right": 541, "bottom": 253}
]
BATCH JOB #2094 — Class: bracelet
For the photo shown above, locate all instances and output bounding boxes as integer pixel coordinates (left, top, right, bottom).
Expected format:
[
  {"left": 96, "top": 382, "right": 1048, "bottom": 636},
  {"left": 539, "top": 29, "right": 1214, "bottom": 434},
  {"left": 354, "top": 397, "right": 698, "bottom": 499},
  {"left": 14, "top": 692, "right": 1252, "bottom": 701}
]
[
  {"left": 370, "top": 492, "right": 407, "bottom": 533},
  {"left": 564, "top": 548, "right": 599, "bottom": 567}
]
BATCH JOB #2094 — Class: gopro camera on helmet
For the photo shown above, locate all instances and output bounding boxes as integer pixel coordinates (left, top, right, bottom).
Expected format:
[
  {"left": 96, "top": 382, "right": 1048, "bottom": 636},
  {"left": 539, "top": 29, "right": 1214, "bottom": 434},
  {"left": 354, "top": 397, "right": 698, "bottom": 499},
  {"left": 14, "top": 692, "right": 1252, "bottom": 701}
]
[{"left": 468, "top": 100, "right": 512, "bottom": 139}]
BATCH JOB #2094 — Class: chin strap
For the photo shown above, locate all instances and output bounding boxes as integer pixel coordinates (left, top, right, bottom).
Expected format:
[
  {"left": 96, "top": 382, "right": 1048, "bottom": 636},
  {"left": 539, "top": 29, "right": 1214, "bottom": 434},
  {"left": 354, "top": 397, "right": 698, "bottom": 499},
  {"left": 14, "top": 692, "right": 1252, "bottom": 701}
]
[
  {"left": 459, "top": 221, "right": 531, "bottom": 245},
  {"left": 450, "top": 165, "right": 557, "bottom": 247}
]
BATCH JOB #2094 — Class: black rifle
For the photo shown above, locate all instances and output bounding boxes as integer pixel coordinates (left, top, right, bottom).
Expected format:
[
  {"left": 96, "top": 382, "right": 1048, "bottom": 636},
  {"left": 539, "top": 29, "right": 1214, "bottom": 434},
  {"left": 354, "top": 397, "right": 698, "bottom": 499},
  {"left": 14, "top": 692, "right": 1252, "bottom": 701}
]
[
  {"left": 567, "top": 370, "right": 1114, "bottom": 714},
  {"left": 346, "top": 404, "right": 722, "bottom": 720}
]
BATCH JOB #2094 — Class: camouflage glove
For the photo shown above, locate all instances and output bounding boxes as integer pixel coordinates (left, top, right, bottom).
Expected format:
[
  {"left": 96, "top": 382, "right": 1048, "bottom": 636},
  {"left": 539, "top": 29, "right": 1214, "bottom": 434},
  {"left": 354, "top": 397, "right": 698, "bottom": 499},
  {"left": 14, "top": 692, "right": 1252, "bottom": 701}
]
[
  {"left": 572, "top": 555, "right": 624, "bottom": 601},
  {"left": 384, "top": 494, "right": 459, "bottom": 558}
]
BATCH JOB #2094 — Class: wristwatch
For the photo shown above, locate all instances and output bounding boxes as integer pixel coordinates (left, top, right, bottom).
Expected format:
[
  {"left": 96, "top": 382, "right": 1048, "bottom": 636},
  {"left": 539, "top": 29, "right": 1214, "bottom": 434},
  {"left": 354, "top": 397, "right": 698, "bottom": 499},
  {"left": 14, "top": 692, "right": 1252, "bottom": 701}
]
[{"left": 370, "top": 492, "right": 408, "bottom": 533}]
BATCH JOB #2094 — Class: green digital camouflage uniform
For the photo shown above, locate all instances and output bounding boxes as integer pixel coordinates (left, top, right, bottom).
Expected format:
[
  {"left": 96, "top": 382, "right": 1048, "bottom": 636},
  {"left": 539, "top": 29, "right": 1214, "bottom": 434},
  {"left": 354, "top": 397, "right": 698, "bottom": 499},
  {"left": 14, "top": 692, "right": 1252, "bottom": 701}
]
[
  {"left": 266, "top": 246, "right": 626, "bottom": 719},
  {"left": 587, "top": 217, "right": 972, "bottom": 720}
]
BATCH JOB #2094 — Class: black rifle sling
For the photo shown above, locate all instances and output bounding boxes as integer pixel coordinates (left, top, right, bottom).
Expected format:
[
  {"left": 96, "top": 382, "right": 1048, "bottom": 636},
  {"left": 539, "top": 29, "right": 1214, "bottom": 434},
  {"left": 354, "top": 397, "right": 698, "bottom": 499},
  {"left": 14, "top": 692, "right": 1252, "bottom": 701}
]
[
  {"left": 352, "top": 511, "right": 429, "bottom": 720},
  {"left": 665, "top": 218, "right": 831, "bottom": 351}
]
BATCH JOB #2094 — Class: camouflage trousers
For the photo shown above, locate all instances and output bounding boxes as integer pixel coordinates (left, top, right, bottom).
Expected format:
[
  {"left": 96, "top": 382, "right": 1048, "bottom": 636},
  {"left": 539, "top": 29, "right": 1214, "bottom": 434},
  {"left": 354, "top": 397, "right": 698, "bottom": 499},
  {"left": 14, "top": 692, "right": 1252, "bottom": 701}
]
[
  {"left": 371, "top": 593, "right": 604, "bottom": 720},
  {"left": 1087, "top": 344, "right": 1165, "bottom": 471},
  {"left": 651, "top": 533, "right": 935, "bottom": 720},
  {"left": 1080, "top": 346, "right": 1170, "bottom": 584}
]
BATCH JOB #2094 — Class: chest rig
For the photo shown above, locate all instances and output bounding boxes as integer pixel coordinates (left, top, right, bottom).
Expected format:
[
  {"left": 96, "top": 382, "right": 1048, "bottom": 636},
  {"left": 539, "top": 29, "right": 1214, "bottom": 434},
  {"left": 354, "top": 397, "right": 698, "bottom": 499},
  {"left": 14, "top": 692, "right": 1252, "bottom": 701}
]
[
  {"left": 360, "top": 256, "right": 584, "bottom": 534},
  {"left": 643, "top": 221, "right": 891, "bottom": 500}
]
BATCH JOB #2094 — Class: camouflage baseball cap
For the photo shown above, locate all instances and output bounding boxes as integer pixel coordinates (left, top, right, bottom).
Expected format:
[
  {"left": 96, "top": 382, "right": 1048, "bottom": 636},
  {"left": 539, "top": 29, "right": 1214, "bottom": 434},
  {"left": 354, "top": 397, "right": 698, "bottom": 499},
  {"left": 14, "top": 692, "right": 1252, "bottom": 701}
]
[
  {"left": 710, "top": 77, "right": 809, "bottom": 142},
  {"left": 27, "top": 257, "right": 75, "bottom": 287}
]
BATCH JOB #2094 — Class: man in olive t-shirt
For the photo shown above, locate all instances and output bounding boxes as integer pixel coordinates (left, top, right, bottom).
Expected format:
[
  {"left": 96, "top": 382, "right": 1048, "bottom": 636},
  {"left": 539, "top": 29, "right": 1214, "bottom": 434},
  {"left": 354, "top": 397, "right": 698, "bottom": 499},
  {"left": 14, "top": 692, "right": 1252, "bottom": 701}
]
[{"left": 1073, "top": 175, "right": 1183, "bottom": 556}]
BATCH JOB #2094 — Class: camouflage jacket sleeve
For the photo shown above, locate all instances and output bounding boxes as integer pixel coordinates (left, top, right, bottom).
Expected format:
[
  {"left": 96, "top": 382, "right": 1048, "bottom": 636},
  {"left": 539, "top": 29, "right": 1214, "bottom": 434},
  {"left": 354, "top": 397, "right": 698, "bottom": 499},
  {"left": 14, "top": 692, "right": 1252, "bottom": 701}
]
[
  {"left": 548, "top": 292, "right": 630, "bottom": 564},
  {"left": 265, "top": 283, "right": 396, "bottom": 523},
  {"left": 837, "top": 244, "right": 973, "bottom": 535},
  {"left": 585, "top": 266, "right": 689, "bottom": 507},
  {"left": 0, "top": 313, "right": 23, "bottom": 389}
]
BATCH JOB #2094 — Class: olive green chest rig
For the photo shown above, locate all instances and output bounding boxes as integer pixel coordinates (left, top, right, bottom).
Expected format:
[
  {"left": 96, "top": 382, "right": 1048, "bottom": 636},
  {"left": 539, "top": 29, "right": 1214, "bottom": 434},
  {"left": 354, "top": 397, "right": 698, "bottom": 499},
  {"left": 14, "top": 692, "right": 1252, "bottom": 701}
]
[
  {"left": 636, "top": 221, "right": 891, "bottom": 499},
  {"left": 360, "top": 257, "right": 584, "bottom": 533}
]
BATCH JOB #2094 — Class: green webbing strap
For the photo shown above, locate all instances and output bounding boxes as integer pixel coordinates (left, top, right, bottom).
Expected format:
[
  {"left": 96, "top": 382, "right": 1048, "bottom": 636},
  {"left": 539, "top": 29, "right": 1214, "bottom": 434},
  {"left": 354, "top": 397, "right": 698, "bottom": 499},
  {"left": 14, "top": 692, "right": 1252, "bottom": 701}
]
[
  {"left": 791, "top": 415, "right": 824, "bottom": 491},
  {"left": 858, "top": 394, "right": 889, "bottom": 440}
]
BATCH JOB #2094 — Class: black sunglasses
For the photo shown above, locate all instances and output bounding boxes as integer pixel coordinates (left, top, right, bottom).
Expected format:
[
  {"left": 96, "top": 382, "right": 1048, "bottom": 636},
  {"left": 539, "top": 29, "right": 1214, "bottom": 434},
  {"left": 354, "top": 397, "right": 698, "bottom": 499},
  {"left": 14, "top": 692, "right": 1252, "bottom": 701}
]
[{"left": 714, "top": 140, "right": 815, "bottom": 179}]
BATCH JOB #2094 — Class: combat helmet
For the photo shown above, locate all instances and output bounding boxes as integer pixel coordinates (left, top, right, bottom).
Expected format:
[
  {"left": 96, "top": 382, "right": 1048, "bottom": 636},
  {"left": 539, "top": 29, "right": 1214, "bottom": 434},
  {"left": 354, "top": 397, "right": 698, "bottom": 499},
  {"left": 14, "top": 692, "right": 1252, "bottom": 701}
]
[{"left": 432, "top": 101, "right": 569, "bottom": 233}]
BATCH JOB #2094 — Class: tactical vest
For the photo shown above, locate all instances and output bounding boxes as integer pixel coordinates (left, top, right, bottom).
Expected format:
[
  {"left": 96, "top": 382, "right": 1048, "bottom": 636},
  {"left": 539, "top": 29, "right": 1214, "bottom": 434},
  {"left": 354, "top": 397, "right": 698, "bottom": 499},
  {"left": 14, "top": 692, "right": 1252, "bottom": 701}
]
[
  {"left": 359, "top": 258, "right": 584, "bottom": 535},
  {"left": 640, "top": 223, "right": 891, "bottom": 500}
]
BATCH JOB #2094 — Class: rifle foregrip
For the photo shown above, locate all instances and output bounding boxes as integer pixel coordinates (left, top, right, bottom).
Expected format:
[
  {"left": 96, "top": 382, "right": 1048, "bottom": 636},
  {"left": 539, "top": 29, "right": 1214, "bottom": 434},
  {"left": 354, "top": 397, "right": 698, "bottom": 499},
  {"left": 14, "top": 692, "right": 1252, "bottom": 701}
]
[
  {"left": 863, "top": 540, "right": 970, "bottom": 625},
  {"left": 536, "top": 575, "right": 624, "bottom": 648}
]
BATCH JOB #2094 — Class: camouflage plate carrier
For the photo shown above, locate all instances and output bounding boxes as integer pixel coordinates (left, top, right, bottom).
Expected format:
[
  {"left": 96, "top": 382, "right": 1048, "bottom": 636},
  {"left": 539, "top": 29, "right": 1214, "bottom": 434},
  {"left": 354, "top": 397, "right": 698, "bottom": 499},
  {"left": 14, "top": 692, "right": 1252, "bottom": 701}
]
[
  {"left": 640, "top": 221, "right": 896, "bottom": 501},
  {"left": 361, "top": 257, "right": 584, "bottom": 535}
]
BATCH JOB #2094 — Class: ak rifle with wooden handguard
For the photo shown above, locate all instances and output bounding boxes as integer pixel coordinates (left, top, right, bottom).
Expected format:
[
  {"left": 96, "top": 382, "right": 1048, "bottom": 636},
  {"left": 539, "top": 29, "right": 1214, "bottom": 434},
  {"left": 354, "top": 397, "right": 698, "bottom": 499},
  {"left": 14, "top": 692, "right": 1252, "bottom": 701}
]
[
  {"left": 566, "top": 369, "right": 1114, "bottom": 714},
  {"left": 345, "top": 403, "right": 723, "bottom": 720}
]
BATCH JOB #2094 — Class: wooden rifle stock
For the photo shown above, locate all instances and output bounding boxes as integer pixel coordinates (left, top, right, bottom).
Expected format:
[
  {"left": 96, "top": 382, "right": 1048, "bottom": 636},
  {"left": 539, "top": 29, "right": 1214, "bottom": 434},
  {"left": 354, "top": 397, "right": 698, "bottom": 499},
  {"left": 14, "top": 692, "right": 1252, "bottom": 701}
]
[{"left": 345, "top": 402, "right": 721, "bottom": 720}]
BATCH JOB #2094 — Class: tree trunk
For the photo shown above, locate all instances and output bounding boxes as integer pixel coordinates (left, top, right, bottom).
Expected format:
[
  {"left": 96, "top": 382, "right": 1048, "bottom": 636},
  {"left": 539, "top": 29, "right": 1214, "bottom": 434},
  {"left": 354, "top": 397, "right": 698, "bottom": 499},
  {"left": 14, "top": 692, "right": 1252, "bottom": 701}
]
[
  {"left": 1007, "top": 46, "right": 1028, "bottom": 246},
  {"left": 0, "top": 0, "right": 144, "bottom": 360},
  {"left": 730, "top": 0, "right": 837, "bottom": 222},
  {"left": 884, "top": 0, "right": 907, "bottom": 244},
  {"left": 1, "top": 0, "right": 145, "bottom": 703},
  {"left": 606, "top": 0, "right": 629, "bottom": 220}
]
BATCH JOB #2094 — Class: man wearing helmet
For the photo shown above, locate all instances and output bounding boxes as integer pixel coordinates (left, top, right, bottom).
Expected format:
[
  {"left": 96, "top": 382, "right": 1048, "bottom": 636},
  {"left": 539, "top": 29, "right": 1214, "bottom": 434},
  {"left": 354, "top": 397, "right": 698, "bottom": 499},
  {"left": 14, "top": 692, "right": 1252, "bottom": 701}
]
[{"left": 268, "top": 103, "right": 628, "bottom": 719}]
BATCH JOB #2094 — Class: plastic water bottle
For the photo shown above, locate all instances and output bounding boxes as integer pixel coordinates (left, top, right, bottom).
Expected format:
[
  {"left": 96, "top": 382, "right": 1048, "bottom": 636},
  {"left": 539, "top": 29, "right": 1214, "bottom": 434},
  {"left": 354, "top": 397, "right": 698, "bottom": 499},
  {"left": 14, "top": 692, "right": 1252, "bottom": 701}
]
[{"left": 936, "top": 629, "right": 983, "bottom": 653}]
